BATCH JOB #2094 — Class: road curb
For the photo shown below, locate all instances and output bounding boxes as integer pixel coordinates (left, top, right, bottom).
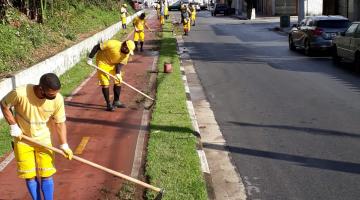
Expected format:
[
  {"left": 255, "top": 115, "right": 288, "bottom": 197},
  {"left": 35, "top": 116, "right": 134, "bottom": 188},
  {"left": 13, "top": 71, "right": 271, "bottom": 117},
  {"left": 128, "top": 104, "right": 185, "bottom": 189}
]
[
  {"left": 176, "top": 34, "right": 247, "bottom": 199},
  {"left": 176, "top": 36, "right": 216, "bottom": 200}
]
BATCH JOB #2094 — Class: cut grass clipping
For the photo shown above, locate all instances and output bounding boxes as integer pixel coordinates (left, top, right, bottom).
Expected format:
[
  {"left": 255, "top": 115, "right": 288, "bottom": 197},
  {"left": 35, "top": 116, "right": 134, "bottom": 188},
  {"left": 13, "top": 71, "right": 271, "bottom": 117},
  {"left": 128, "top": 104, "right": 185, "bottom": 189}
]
[
  {"left": 146, "top": 20, "right": 208, "bottom": 199},
  {"left": 0, "top": 22, "right": 134, "bottom": 158}
]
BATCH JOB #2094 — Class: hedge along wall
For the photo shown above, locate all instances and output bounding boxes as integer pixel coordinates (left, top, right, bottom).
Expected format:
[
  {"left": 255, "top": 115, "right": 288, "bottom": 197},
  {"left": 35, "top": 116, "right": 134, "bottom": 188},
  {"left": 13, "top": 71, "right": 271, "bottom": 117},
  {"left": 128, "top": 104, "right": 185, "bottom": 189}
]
[{"left": 0, "top": 10, "right": 143, "bottom": 119}]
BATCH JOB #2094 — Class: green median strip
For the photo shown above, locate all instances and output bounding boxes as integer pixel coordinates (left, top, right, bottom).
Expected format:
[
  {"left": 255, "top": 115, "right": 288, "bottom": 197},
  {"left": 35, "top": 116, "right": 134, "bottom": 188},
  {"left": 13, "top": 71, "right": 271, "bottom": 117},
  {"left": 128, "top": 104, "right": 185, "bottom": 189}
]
[{"left": 146, "top": 21, "right": 208, "bottom": 199}]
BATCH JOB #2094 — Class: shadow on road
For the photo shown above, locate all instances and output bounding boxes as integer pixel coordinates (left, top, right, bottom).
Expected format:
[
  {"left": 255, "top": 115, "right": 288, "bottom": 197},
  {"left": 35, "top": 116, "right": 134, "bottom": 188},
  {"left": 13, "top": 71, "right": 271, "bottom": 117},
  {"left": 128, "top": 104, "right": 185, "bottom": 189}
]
[
  {"left": 203, "top": 142, "right": 360, "bottom": 174},
  {"left": 227, "top": 121, "right": 360, "bottom": 139}
]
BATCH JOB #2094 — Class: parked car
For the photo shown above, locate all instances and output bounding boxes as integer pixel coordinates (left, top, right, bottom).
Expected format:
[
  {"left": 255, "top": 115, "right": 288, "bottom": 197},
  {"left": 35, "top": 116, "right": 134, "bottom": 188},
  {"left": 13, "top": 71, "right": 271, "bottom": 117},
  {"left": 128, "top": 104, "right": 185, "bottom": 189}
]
[
  {"left": 211, "top": 3, "right": 229, "bottom": 16},
  {"left": 168, "top": 0, "right": 190, "bottom": 10},
  {"left": 332, "top": 22, "right": 360, "bottom": 71},
  {"left": 288, "top": 16, "right": 350, "bottom": 55},
  {"left": 168, "top": 1, "right": 181, "bottom": 10}
]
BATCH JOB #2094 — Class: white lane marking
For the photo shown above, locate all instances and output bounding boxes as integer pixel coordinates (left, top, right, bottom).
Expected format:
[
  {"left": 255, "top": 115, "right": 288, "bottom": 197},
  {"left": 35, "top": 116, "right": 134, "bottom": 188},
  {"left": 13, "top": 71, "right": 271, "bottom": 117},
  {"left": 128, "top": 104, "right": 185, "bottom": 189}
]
[
  {"left": 0, "top": 152, "right": 14, "bottom": 172},
  {"left": 197, "top": 150, "right": 210, "bottom": 173},
  {"left": 186, "top": 100, "right": 201, "bottom": 134},
  {"left": 131, "top": 109, "right": 149, "bottom": 178},
  {"left": 185, "top": 85, "right": 190, "bottom": 94}
]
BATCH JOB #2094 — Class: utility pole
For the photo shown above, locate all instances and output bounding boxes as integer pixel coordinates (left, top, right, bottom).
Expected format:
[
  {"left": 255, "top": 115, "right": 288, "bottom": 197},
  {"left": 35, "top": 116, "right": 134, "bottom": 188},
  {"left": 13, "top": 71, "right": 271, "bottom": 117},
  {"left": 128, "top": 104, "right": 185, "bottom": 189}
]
[{"left": 298, "top": 0, "right": 304, "bottom": 23}]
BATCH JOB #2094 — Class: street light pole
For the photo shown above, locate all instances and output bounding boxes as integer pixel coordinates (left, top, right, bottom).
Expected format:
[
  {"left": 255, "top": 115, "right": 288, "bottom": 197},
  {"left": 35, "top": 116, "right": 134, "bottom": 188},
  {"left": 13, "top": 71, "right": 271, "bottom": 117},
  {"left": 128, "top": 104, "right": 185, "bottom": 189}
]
[{"left": 298, "top": 0, "right": 304, "bottom": 23}]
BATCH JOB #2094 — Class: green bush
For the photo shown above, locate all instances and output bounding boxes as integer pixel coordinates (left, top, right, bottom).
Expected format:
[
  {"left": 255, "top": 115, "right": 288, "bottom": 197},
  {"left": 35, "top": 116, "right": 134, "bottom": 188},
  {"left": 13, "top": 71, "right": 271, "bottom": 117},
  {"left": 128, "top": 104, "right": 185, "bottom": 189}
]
[{"left": 0, "top": 0, "right": 134, "bottom": 76}]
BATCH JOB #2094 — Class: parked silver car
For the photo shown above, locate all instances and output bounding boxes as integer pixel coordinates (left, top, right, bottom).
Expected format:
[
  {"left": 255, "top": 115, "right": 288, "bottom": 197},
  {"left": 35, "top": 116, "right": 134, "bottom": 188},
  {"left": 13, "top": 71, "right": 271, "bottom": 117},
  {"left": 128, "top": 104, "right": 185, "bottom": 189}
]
[
  {"left": 289, "top": 16, "right": 350, "bottom": 55},
  {"left": 332, "top": 22, "right": 360, "bottom": 71}
]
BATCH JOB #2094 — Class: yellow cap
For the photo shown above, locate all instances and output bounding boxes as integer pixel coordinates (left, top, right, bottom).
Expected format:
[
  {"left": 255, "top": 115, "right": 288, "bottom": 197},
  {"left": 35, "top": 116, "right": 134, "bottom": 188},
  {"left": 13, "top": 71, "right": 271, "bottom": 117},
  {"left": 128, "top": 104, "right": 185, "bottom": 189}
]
[
  {"left": 126, "top": 40, "right": 135, "bottom": 55},
  {"left": 122, "top": 4, "right": 127, "bottom": 7}
]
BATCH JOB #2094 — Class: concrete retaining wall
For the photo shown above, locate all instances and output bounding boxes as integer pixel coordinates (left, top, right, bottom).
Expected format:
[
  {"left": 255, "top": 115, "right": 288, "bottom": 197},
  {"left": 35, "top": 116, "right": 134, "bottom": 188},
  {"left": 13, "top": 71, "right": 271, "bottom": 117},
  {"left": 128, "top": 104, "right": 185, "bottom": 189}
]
[{"left": 0, "top": 11, "right": 143, "bottom": 119}]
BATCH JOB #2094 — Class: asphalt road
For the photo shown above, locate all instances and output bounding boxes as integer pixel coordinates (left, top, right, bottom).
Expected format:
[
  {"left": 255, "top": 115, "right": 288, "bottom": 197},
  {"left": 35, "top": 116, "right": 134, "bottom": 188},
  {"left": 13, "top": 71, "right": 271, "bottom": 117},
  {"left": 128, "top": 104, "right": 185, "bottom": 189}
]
[{"left": 180, "top": 11, "right": 360, "bottom": 200}]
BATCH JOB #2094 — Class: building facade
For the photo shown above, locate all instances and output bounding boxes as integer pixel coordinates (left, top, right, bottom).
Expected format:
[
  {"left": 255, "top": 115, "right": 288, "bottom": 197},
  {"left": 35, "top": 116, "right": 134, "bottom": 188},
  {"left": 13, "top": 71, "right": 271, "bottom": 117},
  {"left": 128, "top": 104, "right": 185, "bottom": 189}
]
[
  {"left": 323, "top": 0, "right": 360, "bottom": 21},
  {"left": 231, "top": 0, "right": 324, "bottom": 18}
]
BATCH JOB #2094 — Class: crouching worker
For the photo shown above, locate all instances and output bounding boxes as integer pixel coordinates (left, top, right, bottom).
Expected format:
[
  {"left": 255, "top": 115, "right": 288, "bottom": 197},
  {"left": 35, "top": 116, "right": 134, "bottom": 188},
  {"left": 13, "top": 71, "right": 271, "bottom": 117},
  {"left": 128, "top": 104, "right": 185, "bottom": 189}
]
[
  {"left": 87, "top": 40, "right": 136, "bottom": 111},
  {"left": 0, "top": 73, "right": 73, "bottom": 200}
]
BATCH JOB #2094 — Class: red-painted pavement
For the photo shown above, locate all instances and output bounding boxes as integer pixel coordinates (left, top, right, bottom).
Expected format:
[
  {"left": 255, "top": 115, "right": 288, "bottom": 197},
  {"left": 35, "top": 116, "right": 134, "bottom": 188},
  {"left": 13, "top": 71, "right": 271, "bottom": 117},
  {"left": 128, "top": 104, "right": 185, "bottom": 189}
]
[{"left": 0, "top": 11, "right": 160, "bottom": 200}]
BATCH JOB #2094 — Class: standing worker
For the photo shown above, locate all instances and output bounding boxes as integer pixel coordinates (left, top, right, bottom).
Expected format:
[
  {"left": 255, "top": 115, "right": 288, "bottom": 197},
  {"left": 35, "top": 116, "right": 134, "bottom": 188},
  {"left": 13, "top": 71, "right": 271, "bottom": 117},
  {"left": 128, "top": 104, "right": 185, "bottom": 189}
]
[
  {"left": 87, "top": 39, "right": 136, "bottom": 111},
  {"left": 159, "top": 1, "right": 165, "bottom": 26},
  {"left": 180, "top": 4, "right": 191, "bottom": 35},
  {"left": 190, "top": 4, "right": 197, "bottom": 26},
  {"left": 133, "top": 13, "right": 153, "bottom": 52},
  {"left": 164, "top": 0, "right": 169, "bottom": 20},
  {"left": 0, "top": 73, "right": 73, "bottom": 200},
  {"left": 120, "top": 4, "right": 128, "bottom": 29}
]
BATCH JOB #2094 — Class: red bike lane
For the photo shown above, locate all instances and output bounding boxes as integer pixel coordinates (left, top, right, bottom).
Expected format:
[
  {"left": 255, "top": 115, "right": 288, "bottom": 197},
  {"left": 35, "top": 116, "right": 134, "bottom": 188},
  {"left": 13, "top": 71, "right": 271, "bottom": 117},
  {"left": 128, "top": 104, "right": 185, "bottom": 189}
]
[{"left": 0, "top": 12, "right": 160, "bottom": 200}]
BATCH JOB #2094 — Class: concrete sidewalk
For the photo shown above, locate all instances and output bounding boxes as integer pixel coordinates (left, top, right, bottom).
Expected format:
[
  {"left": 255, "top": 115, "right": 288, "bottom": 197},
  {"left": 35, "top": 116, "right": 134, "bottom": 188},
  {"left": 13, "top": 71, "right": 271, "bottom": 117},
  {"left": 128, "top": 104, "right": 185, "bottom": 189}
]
[{"left": 0, "top": 11, "right": 160, "bottom": 200}]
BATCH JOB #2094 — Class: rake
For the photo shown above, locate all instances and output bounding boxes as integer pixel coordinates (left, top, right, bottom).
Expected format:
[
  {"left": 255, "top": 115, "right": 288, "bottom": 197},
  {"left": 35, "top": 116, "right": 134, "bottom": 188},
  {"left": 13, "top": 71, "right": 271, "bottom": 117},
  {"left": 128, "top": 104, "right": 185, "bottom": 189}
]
[{"left": 21, "top": 135, "right": 164, "bottom": 200}]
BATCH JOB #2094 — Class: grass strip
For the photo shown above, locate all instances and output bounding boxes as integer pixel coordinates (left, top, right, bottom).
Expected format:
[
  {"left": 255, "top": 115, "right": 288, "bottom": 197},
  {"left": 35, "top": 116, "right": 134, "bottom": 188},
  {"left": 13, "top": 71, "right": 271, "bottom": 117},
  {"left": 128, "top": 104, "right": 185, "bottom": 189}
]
[
  {"left": 0, "top": 119, "right": 11, "bottom": 157},
  {"left": 145, "top": 20, "right": 208, "bottom": 200},
  {"left": 0, "top": 24, "right": 135, "bottom": 158}
]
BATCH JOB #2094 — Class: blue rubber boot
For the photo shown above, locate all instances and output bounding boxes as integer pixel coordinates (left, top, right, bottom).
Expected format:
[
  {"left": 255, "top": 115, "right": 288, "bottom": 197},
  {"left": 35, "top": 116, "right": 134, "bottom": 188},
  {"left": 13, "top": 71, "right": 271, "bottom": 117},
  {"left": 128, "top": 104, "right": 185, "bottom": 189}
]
[
  {"left": 41, "top": 177, "right": 54, "bottom": 200},
  {"left": 25, "top": 178, "right": 41, "bottom": 200}
]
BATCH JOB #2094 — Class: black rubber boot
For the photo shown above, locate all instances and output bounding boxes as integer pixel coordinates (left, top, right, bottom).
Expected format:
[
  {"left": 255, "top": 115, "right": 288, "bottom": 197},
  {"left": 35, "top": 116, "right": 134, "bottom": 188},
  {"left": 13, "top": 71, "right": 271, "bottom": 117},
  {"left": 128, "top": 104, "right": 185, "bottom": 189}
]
[
  {"left": 134, "top": 41, "right": 139, "bottom": 51},
  {"left": 140, "top": 42, "right": 144, "bottom": 52},
  {"left": 106, "top": 104, "right": 115, "bottom": 111},
  {"left": 113, "top": 86, "right": 126, "bottom": 108},
  {"left": 102, "top": 87, "right": 114, "bottom": 111}
]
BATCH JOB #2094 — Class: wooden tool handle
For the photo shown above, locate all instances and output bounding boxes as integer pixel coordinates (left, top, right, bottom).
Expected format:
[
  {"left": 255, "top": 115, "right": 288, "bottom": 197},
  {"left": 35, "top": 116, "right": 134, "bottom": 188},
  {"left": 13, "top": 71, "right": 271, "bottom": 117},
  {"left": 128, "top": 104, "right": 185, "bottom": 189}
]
[
  {"left": 88, "top": 63, "right": 154, "bottom": 101},
  {"left": 21, "top": 135, "right": 161, "bottom": 192}
]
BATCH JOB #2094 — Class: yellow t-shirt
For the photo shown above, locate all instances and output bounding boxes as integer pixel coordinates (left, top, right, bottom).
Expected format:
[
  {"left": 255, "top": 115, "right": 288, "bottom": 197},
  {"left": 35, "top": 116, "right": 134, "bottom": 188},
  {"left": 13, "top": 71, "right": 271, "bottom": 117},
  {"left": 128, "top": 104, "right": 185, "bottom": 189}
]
[
  {"left": 121, "top": 7, "right": 127, "bottom": 18},
  {"left": 1, "top": 85, "right": 66, "bottom": 143},
  {"left": 96, "top": 40, "right": 130, "bottom": 66},
  {"left": 133, "top": 17, "right": 145, "bottom": 31}
]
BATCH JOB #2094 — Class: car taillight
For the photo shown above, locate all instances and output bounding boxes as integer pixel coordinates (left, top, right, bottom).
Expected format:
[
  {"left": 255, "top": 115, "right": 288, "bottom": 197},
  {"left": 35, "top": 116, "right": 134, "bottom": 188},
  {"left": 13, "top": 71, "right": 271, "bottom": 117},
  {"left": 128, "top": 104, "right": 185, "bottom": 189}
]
[{"left": 312, "top": 28, "right": 324, "bottom": 36}]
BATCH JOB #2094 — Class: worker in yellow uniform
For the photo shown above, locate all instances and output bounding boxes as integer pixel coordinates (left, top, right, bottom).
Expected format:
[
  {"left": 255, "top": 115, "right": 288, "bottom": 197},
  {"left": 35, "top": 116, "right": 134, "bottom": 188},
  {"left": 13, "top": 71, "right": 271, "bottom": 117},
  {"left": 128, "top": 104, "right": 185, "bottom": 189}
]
[
  {"left": 87, "top": 40, "right": 136, "bottom": 111},
  {"left": 190, "top": 4, "right": 197, "bottom": 26},
  {"left": 164, "top": 1, "right": 169, "bottom": 20},
  {"left": 133, "top": 13, "right": 152, "bottom": 52},
  {"left": 180, "top": 4, "right": 191, "bottom": 35},
  {"left": 120, "top": 4, "right": 128, "bottom": 29},
  {"left": 160, "top": 2, "right": 165, "bottom": 25},
  {"left": 0, "top": 73, "right": 73, "bottom": 200}
]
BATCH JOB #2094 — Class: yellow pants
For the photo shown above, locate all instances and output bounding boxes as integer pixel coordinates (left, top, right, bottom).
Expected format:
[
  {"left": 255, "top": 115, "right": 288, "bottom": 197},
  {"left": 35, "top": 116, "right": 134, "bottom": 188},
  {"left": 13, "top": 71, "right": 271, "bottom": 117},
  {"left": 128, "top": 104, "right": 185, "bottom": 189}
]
[
  {"left": 14, "top": 140, "right": 56, "bottom": 179},
  {"left": 183, "top": 21, "right": 190, "bottom": 32},
  {"left": 96, "top": 62, "right": 122, "bottom": 86},
  {"left": 191, "top": 15, "right": 196, "bottom": 22},
  {"left": 160, "top": 16, "right": 165, "bottom": 25},
  {"left": 134, "top": 31, "right": 145, "bottom": 42},
  {"left": 121, "top": 16, "right": 127, "bottom": 25}
]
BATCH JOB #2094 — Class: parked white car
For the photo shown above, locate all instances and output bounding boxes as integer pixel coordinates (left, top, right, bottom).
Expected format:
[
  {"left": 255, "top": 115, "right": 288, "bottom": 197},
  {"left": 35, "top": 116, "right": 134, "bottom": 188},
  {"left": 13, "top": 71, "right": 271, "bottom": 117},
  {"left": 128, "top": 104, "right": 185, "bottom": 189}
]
[{"left": 332, "top": 22, "right": 360, "bottom": 71}]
